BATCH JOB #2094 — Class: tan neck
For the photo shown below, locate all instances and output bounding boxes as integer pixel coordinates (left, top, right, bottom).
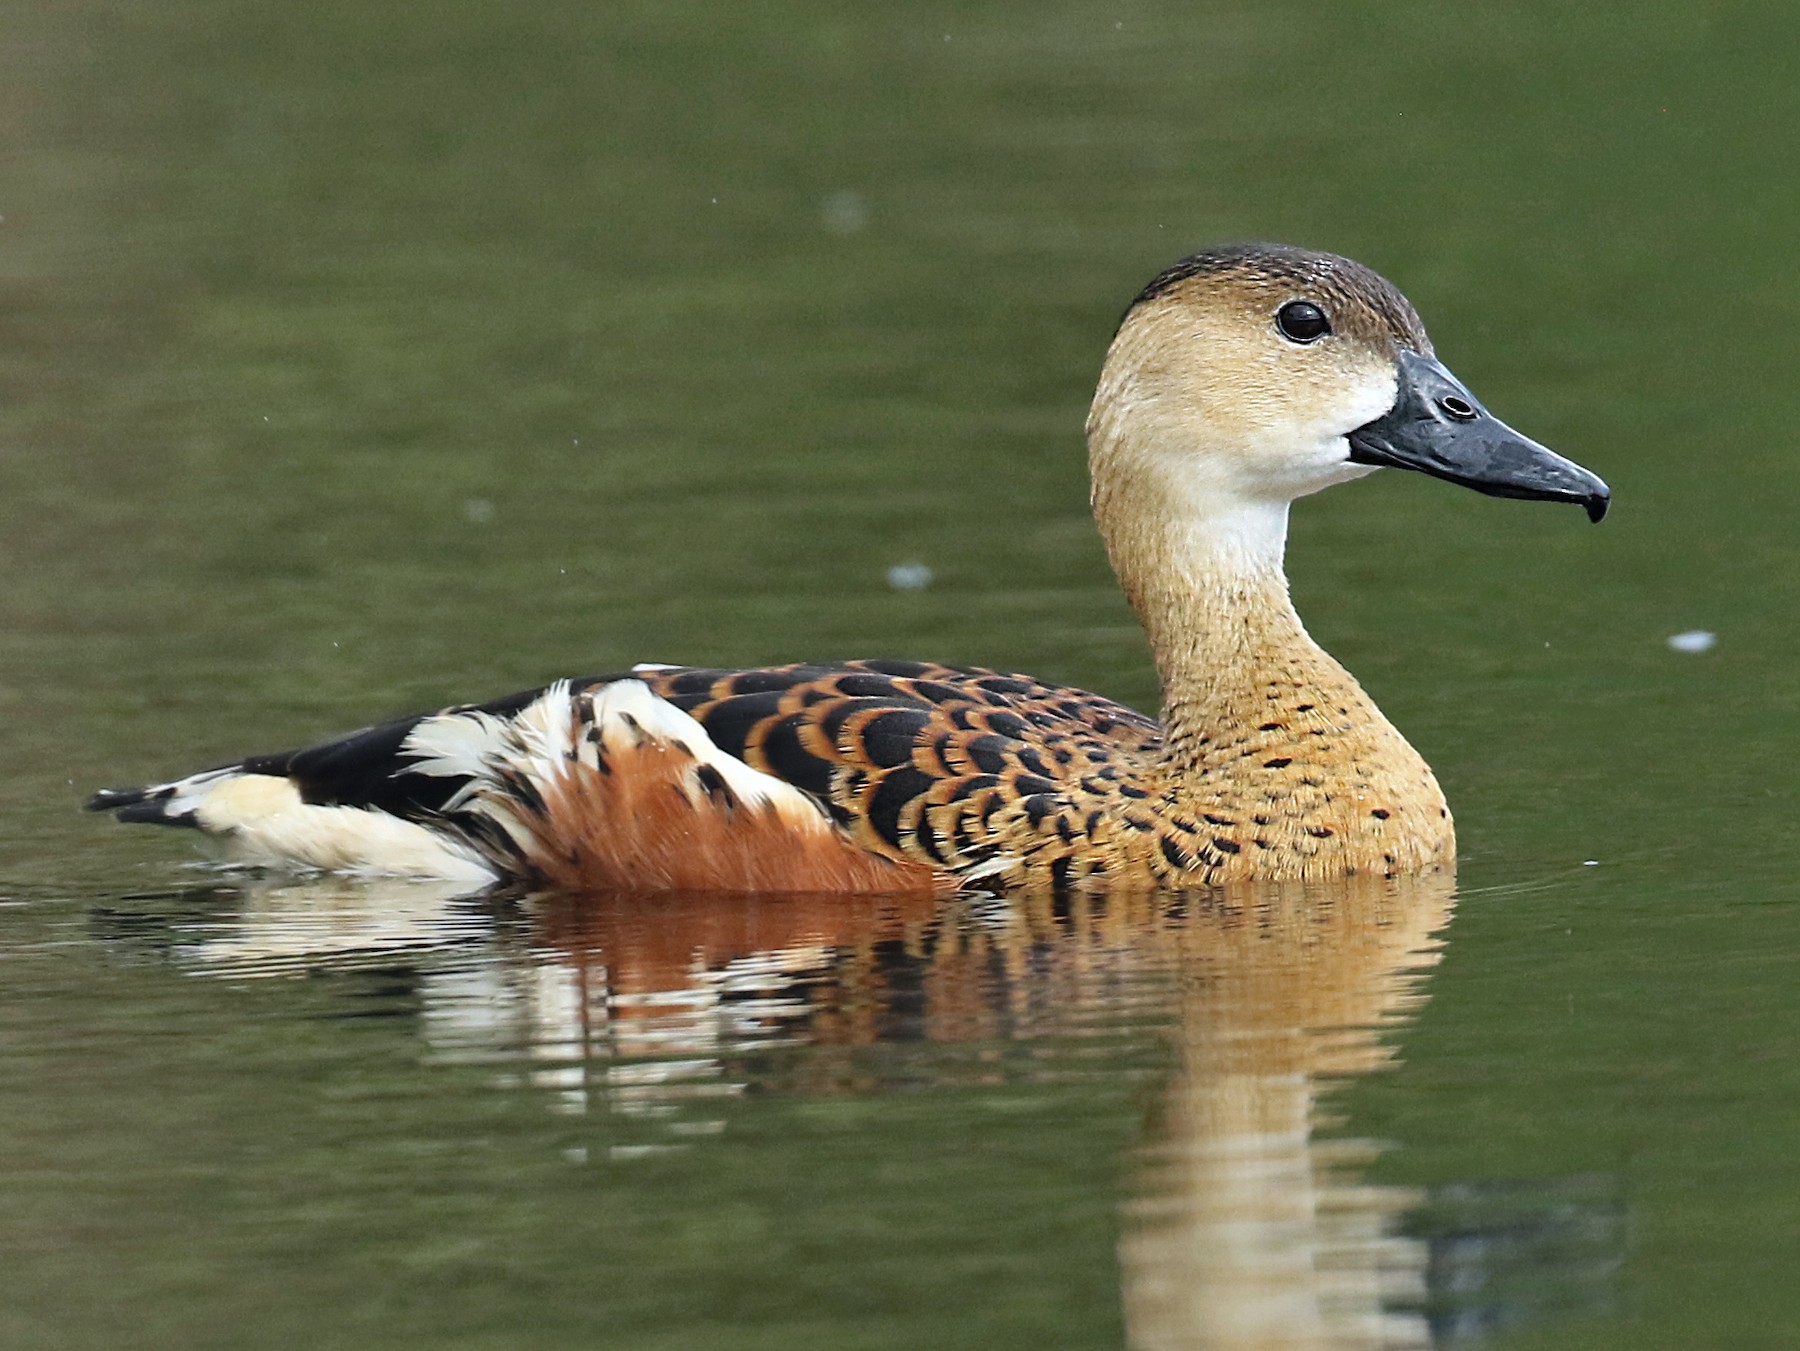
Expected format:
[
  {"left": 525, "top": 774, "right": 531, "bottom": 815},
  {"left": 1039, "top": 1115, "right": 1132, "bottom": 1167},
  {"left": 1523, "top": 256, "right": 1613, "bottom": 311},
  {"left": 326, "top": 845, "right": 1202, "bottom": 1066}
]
[{"left": 1094, "top": 484, "right": 1397, "bottom": 773}]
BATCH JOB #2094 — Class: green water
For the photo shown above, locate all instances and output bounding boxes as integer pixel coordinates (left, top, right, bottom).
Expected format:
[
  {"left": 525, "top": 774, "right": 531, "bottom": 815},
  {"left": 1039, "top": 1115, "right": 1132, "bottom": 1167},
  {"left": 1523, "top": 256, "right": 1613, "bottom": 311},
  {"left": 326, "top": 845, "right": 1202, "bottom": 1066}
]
[{"left": 4, "top": 1, "right": 1797, "bottom": 1346}]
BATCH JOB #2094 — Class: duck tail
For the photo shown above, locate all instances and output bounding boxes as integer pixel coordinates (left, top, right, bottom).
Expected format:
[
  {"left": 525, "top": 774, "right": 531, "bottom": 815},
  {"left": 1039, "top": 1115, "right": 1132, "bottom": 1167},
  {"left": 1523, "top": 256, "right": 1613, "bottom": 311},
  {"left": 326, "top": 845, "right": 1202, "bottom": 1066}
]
[{"left": 86, "top": 768, "right": 243, "bottom": 828}]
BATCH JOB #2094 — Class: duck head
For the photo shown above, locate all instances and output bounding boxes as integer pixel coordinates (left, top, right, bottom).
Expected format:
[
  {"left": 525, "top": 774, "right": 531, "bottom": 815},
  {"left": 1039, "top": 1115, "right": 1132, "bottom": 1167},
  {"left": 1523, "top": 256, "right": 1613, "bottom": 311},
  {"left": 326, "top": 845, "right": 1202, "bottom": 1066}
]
[{"left": 1087, "top": 244, "right": 1611, "bottom": 557}]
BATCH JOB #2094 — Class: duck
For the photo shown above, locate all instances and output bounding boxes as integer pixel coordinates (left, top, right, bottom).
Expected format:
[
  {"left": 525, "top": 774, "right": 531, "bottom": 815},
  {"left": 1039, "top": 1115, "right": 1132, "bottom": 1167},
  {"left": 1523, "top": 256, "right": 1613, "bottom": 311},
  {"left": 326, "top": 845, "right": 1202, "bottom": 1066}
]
[{"left": 87, "top": 243, "right": 1609, "bottom": 895}]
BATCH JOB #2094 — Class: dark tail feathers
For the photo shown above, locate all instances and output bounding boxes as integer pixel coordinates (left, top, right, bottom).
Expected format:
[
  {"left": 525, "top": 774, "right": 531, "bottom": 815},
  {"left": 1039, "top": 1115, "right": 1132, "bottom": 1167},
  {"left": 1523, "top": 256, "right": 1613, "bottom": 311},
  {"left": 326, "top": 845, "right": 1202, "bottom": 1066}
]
[{"left": 86, "top": 784, "right": 203, "bottom": 828}]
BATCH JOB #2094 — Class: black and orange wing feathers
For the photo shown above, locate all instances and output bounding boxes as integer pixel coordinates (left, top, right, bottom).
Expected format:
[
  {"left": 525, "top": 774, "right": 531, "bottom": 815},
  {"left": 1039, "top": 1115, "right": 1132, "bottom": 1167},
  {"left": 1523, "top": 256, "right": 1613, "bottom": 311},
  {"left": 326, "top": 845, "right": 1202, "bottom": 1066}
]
[{"left": 635, "top": 660, "right": 1164, "bottom": 881}]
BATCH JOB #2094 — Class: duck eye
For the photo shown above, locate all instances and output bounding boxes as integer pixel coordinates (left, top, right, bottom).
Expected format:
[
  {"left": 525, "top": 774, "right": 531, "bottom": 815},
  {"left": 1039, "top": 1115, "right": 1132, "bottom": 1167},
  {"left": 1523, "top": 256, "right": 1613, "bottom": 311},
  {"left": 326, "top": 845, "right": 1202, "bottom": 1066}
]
[{"left": 1276, "top": 300, "right": 1330, "bottom": 344}]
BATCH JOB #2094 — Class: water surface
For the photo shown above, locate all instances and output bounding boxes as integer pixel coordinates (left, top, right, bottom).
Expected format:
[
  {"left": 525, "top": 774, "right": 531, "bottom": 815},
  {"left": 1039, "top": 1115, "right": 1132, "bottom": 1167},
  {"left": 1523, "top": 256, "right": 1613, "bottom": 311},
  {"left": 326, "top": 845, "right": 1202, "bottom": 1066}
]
[{"left": 4, "top": 2, "right": 1798, "bottom": 1347}]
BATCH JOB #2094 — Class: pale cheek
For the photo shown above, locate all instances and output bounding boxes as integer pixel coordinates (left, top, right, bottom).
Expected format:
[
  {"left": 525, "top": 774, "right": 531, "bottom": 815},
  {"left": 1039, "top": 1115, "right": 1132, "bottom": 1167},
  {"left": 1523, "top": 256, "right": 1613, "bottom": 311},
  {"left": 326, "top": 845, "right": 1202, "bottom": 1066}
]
[
  {"left": 1294, "top": 450, "right": 1380, "bottom": 497},
  {"left": 1339, "top": 365, "right": 1401, "bottom": 433},
  {"left": 1257, "top": 437, "right": 1378, "bottom": 499},
  {"left": 1241, "top": 362, "right": 1397, "bottom": 499}
]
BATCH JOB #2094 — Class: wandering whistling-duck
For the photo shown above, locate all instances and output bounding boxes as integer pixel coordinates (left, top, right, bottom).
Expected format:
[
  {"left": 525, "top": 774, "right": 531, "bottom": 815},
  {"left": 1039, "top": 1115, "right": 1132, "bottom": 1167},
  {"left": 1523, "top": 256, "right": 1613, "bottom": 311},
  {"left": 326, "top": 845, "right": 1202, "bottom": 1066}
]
[{"left": 89, "top": 244, "right": 1609, "bottom": 894}]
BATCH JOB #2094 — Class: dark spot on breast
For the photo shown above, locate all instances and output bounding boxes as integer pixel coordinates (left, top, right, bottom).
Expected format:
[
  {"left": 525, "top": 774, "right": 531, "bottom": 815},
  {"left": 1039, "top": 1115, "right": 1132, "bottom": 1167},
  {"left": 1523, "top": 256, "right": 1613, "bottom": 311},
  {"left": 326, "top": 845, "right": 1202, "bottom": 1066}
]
[
  {"left": 1253, "top": 838, "right": 1271, "bottom": 850},
  {"left": 1160, "top": 836, "right": 1193, "bottom": 869},
  {"left": 1017, "top": 748, "right": 1057, "bottom": 779},
  {"left": 1022, "top": 794, "right": 1059, "bottom": 827},
  {"left": 1119, "top": 783, "right": 1150, "bottom": 799},
  {"left": 1084, "top": 810, "right": 1104, "bottom": 835},
  {"left": 1371, "top": 808, "right": 1391, "bottom": 820},
  {"left": 1258, "top": 721, "right": 1284, "bottom": 732},
  {"left": 1296, "top": 703, "right": 1314, "bottom": 713},
  {"left": 1212, "top": 837, "right": 1241, "bottom": 855},
  {"left": 1049, "top": 854, "right": 1074, "bottom": 891},
  {"left": 1253, "top": 815, "right": 1271, "bottom": 826},
  {"left": 1307, "top": 826, "right": 1334, "bottom": 839},
  {"left": 1264, "top": 758, "right": 1293, "bottom": 770},
  {"left": 1203, "top": 813, "right": 1233, "bottom": 826}
]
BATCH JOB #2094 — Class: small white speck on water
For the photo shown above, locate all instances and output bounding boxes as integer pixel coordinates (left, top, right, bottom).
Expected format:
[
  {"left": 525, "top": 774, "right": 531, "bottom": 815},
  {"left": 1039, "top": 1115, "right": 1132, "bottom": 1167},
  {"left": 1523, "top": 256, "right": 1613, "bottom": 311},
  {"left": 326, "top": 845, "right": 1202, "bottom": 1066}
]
[
  {"left": 559, "top": 567, "right": 567, "bottom": 575},
  {"left": 710, "top": 197, "right": 718, "bottom": 205},
  {"left": 820, "top": 191, "right": 869, "bottom": 235},
  {"left": 463, "top": 498, "right": 496, "bottom": 524},
  {"left": 886, "top": 562, "right": 933, "bottom": 591},
  {"left": 1667, "top": 629, "right": 1716, "bottom": 653},
  {"left": 1583, "top": 860, "right": 1600, "bottom": 866}
]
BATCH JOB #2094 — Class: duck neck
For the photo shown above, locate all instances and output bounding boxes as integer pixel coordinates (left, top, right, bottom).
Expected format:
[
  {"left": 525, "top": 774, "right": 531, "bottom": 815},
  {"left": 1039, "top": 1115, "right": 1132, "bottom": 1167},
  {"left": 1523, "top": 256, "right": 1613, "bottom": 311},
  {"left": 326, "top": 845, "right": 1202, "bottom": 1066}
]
[{"left": 1101, "top": 494, "right": 1378, "bottom": 770}]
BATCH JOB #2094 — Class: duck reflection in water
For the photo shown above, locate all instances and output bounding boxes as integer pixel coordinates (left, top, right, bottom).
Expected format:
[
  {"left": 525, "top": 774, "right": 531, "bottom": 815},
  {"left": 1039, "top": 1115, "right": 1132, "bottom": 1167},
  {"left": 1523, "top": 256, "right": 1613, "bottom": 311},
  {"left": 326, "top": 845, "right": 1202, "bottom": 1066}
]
[
  {"left": 130, "top": 870, "right": 1616, "bottom": 1347},
  {"left": 1116, "top": 875, "right": 1450, "bottom": 1350}
]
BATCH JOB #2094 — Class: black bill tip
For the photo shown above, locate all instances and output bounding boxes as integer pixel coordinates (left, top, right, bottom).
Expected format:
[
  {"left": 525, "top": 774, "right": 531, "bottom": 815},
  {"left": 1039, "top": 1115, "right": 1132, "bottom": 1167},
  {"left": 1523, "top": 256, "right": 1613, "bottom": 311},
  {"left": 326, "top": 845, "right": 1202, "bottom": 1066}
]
[{"left": 1348, "top": 351, "right": 1610, "bottom": 524}]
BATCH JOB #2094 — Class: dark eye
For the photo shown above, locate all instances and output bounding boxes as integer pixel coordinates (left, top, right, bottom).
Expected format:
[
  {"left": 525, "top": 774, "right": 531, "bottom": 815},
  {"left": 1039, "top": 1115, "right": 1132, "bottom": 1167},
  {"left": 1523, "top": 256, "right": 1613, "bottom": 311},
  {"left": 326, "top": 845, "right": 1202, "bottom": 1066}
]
[{"left": 1276, "top": 300, "right": 1330, "bottom": 344}]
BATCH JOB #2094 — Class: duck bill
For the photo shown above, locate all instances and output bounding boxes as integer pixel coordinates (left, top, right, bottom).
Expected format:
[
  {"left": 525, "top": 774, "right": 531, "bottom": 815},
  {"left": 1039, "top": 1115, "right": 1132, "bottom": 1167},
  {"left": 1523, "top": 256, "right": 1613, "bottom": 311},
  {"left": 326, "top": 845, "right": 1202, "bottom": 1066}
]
[{"left": 1347, "top": 350, "right": 1610, "bottom": 522}]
